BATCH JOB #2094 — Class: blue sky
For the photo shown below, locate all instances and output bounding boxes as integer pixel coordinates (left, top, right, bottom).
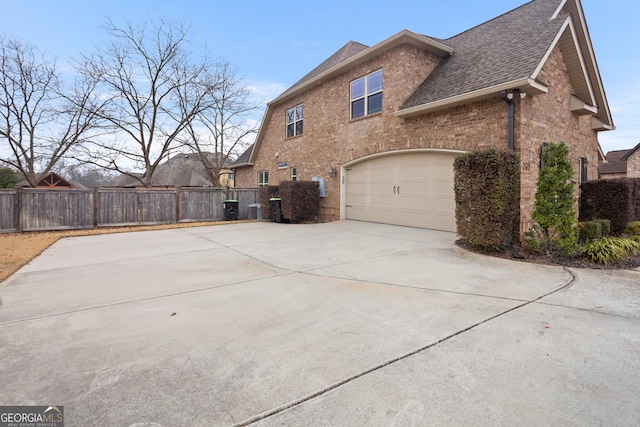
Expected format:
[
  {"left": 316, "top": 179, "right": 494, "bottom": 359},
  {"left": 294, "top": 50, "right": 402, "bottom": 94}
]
[{"left": 3, "top": 0, "right": 639, "bottom": 153}]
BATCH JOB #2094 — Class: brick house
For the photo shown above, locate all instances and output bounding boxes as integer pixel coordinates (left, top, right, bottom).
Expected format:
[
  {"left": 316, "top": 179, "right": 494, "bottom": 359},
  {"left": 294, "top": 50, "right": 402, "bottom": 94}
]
[
  {"left": 233, "top": 0, "right": 613, "bottom": 233},
  {"left": 599, "top": 143, "right": 640, "bottom": 179}
]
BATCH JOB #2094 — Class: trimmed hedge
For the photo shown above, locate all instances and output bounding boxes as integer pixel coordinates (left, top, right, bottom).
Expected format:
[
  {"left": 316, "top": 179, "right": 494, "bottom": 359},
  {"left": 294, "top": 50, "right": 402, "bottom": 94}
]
[
  {"left": 577, "top": 221, "right": 602, "bottom": 243},
  {"left": 594, "top": 219, "right": 611, "bottom": 237},
  {"left": 279, "top": 180, "right": 320, "bottom": 223},
  {"left": 454, "top": 149, "right": 520, "bottom": 250},
  {"left": 580, "top": 178, "right": 640, "bottom": 234}
]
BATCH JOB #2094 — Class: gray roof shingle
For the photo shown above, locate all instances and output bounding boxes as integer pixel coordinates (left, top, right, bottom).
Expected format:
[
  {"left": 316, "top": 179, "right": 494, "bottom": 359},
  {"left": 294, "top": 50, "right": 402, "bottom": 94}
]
[
  {"left": 288, "top": 41, "right": 370, "bottom": 92},
  {"left": 401, "top": 0, "right": 565, "bottom": 110}
]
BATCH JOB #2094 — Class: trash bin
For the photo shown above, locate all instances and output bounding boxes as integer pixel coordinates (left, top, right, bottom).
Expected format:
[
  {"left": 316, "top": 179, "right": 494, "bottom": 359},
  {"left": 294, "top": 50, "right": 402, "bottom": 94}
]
[
  {"left": 223, "top": 200, "right": 239, "bottom": 221},
  {"left": 269, "top": 198, "right": 282, "bottom": 223},
  {"left": 248, "top": 203, "right": 262, "bottom": 220}
]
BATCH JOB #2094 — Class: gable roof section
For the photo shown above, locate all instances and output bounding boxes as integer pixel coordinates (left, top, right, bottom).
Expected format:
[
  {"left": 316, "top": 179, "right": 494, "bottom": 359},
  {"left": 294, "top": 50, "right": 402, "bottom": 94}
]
[
  {"left": 397, "top": 0, "right": 613, "bottom": 129},
  {"left": 621, "top": 142, "right": 640, "bottom": 161}
]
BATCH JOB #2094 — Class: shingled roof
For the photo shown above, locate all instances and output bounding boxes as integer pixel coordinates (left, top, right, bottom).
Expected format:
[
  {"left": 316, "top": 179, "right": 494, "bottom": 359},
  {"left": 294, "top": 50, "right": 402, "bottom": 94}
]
[
  {"left": 400, "top": 0, "right": 565, "bottom": 110},
  {"left": 288, "top": 41, "right": 369, "bottom": 92},
  {"left": 599, "top": 143, "right": 640, "bottom": 175}
]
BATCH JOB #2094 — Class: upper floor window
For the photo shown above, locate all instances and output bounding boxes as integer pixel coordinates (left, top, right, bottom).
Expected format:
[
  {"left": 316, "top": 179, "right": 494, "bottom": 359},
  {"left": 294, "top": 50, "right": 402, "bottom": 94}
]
[
  {"left": 258, "top": 170, "right": 269, "bottom": 187},
  {"left": 286, "top": 104, "right": 303, "bottom": 138},
  {"left": 351, "top": 69, "right": 383, "bottom": 119},
  {"left": 291, "top": 166, "right": 297, "bottom": 181}
]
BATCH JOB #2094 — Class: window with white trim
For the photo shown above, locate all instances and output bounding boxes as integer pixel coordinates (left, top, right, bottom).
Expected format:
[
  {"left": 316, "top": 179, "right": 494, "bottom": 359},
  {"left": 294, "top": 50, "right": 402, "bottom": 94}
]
[
  {"left": 291, "top": 166, "right": 297, "bottom": 181},
  {"left": 286, "top": 104, "right": 303, "bottom": 138},
  {"left": 258, "top": 170, "right": 269, "bottom": 187},
  {"left": 351, "top": 69, "right": 383, "bottom": 119}
]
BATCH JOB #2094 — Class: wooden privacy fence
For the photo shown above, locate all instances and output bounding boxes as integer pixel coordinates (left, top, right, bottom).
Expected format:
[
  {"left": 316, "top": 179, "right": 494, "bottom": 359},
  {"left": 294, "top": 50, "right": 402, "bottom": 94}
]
[{"left": 0, "top": 187, "right": 260, "bottom": 233}]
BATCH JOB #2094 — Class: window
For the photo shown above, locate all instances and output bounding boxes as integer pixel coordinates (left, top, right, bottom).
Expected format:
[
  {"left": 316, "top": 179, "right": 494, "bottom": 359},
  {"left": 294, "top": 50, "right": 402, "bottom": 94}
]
[
  {"left": 291, "top": 167, "right": 297, "bottom": 181},
  {"left": 286, "top": 104, "right": 303, "bottom": 138},
  {"left": 351, "top": 69, "right": 383, "bottom": 119},
  {"left": 579, "top": 157, "right": 588, "bottom": 183},
  {"left": 258, "top": 171, "right": 269, "bottom": 187}
]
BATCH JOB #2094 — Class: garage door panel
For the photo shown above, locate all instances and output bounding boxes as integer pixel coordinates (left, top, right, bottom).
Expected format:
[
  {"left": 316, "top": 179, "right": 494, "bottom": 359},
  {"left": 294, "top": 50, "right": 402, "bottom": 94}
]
[{"left": 345, "top": 152, "right": 456, "bottom": 232}]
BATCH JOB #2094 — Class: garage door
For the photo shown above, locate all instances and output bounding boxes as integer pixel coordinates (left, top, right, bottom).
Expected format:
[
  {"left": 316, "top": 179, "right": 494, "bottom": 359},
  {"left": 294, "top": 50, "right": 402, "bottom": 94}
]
[{"left": 345, "top": 151, "right": 456, "bottom": 232}]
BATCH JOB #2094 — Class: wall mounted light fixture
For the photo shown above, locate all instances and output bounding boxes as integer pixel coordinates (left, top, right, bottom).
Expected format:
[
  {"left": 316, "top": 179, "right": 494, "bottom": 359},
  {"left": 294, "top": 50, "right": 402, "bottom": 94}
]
[{"left": 329, "top": 167, "right": 337, "bottom": 178}]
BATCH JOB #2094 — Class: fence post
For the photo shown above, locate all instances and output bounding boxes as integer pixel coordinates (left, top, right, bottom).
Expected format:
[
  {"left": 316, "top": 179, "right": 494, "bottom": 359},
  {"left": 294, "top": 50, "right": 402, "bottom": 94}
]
[
  {"left": 14, "top": 186, "right": 22, "bottom": 233},
  {"left": 175, "top": 187, "right": 180, "bottom": 223},
  {"left": 93, "top": 187, "right": 99, "bottom": 228}
]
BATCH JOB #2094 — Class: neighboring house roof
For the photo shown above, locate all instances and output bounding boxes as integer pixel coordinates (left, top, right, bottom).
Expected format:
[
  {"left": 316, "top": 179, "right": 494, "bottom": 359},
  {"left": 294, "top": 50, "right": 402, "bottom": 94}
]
[
  {"left": 109, "top": 153, "right": 233, "bottom": 187},
  {"left": 17, "top": 172, "right": 88, "bottom": 189},
  {"left": 239, "top": 0, "right": 613, "bottom": 167},
  {"left": 599, "top": 143, "right": 640, "bottom": 175}
]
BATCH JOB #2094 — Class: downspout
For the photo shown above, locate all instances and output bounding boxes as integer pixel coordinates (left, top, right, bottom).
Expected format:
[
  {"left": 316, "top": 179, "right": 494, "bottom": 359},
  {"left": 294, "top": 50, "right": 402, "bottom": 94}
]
[{"left": 500, "top": 90, "right": 515, "bottom": 150}]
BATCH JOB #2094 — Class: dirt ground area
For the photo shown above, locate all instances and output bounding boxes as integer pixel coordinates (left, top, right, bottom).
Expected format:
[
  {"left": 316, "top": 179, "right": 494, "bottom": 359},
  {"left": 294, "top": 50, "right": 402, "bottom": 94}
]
[{"left": 0, "top": 221, "right": 246, "bottom": 283}]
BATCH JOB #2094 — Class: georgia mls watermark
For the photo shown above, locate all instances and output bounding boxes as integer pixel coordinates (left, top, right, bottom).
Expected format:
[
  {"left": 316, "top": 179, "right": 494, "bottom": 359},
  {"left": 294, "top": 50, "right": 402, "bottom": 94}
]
[{"left": 0, "top": 406, "right": 64, "bottom": 427}]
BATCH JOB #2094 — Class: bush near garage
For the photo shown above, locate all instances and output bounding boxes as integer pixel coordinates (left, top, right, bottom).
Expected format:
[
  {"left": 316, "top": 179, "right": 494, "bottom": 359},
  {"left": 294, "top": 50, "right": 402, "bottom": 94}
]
[
  {"left": 577, "top": 221, "right": 602, "bottom": 243},
  {"left": 259, "top": 185, "right": 279, "bottom": 219},
  {"left": 580, "top": 178, "right": 640, "bottom": 235},
  {"left": 454, "top": 149, "right": 520, "bottom": 251},
  {"left": 279, "top": 180, "right": 320, "bottom": 223}
]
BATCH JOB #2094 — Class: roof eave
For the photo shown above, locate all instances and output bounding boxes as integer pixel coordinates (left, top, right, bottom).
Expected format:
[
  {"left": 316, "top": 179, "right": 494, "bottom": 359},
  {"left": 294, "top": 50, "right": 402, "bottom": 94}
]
[
  {"left": 270, "top": 30, "right": 453, "bottom": 106},
  {"left": 394, "top": 78, "right": 548, "bottom": 118}
]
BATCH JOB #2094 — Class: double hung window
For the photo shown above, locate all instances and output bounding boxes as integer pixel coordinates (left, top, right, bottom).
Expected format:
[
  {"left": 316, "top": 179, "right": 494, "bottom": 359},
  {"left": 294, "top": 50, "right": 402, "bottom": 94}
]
[
  {"left": 286, "top": 104, "right": 303, "bottom": 138},
  {"left": 351, "top": 69, "right": 383, "bottom": 119},
  {"left": 258, "top": 171, "right": 269, "bottom": 187}
]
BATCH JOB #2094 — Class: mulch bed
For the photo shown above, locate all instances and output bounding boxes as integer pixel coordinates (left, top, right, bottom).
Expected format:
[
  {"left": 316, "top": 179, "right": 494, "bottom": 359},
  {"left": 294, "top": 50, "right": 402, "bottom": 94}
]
[{"left": 456, "top": 240, "right": 640, "bottom": 270}]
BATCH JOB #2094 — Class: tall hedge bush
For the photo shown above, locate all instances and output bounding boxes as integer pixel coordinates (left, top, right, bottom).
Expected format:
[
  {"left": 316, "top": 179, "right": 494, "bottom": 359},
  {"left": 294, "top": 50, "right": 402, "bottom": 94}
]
[
  {"left": 454, "top": 149, "right": 520, "bottom": 250},
  {"left": 279, "top": 180, "right": 320, "bottom": 223}
]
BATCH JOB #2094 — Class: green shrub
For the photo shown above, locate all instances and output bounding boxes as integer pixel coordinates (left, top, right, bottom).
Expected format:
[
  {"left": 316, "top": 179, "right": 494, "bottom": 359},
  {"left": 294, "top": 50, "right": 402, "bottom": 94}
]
[
  {"left": 625, "top": 221, "right": 640, "bottom": 237},
  {"left": 580, "top": 237, "right": 640, "bottom": 265},
  {"left": 454, "top": 149, "right": 520, "bottom": 251},
  {"left": 577, "top": 221, "right": 602, "bottom": 243},
  {"left": 594, "top": 219, "right": 611, "bottom": 237},
  {"left": 530, "top": 142, "right": 577, "bottom": 254}
]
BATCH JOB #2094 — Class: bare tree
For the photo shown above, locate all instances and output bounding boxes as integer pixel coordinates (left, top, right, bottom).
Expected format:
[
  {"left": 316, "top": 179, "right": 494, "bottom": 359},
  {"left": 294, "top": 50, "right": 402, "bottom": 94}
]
[
  {"left": 0, "top": 37, "right": 103, "bottom": 186},
  {"left": 76, "top": 18, "right": 216, "bottom": 187},
  {"left": 182, "top": 62, "right": 259, "bottom": 187}
]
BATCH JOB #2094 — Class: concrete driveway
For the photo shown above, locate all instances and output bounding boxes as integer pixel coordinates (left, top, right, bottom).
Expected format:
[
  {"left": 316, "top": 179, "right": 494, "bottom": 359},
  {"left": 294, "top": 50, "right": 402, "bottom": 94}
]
[{"left": 1, "top": 221, "right": 639, "bottom": 426}]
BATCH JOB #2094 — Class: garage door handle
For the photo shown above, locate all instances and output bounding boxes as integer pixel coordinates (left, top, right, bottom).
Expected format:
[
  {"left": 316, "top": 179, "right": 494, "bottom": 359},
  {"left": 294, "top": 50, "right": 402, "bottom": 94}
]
[
  {"left": 397, "top": 186, "right": 400, "bottom": 195},
  {"left": 393, "top": 185, "right": 396, "bottom": 194}
]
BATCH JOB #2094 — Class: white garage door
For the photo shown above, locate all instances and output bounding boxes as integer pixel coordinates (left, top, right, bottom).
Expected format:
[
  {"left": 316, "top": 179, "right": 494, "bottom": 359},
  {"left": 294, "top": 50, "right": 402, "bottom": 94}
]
[{"left": 345, "top": 151, "right": 456, "bottom": 232}]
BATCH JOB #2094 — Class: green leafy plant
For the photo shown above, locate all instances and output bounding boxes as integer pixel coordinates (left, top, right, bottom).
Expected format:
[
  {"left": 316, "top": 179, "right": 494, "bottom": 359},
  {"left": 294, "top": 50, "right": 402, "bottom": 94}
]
[
  {"left": 529, "top": 142, "right": 577, "bottom": 255},
  {"left": 594, "top": 219, "right": 611, "bottom": 237},
  {"left": 577, "top": 221, "right": 602, "bottom": 243},
  {"left": 625, "top": 221, "right": 640, "bottom": 237},
  {"left": 580, "top": 237, "right": 640, "bottom": 265}
]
